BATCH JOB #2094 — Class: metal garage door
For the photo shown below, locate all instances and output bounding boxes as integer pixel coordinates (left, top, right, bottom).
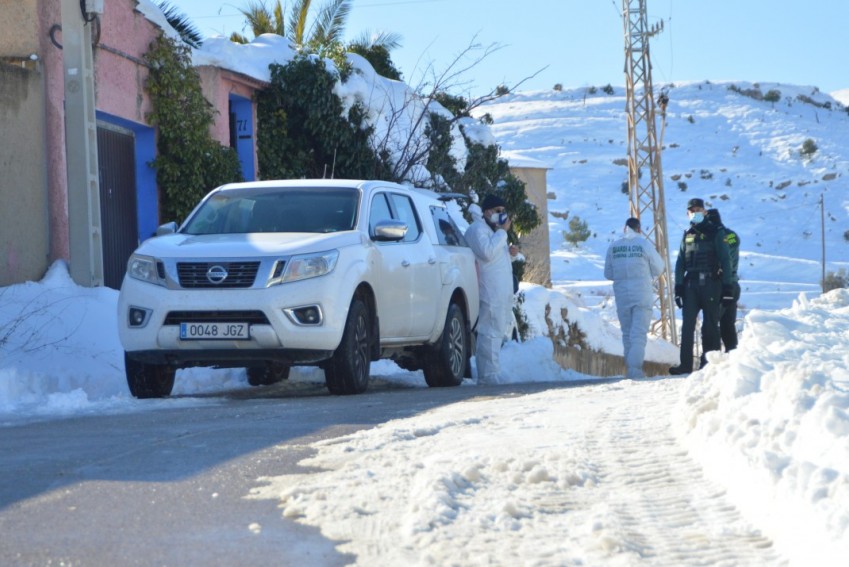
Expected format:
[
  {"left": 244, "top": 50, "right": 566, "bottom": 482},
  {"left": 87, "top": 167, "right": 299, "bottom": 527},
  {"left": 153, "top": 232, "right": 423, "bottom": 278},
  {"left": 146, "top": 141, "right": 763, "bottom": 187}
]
[{"left": 97, "top": 122, "right": 139, "bottom": 290}]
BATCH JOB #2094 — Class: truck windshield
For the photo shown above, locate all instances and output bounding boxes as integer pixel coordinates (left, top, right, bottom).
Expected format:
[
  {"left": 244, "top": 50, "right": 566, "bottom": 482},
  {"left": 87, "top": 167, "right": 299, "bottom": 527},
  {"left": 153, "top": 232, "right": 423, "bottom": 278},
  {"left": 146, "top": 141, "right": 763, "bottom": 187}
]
[{"left": 182, "top": 187, "right": 360, "bottom": 235}]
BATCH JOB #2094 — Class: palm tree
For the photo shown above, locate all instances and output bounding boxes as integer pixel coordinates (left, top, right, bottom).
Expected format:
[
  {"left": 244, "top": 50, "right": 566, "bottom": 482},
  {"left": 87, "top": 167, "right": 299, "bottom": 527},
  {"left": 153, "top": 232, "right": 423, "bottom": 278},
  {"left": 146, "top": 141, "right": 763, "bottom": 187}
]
[
  {"left": 297, "top": 0, "right": 351, "bottom": 50},
  {"left": 156, "top": 1, "right": 204, "bottom": 48},
  {"left": 230, "top": 0, "right": 285, "bottom": 44},
  {"left": 230, "top": 0, "right": 403, "bottom": 78},
  {"left": 348, "top": 30, "right": 402, "bottom": 54},
  {"left": 348, "top": 30, "right": 404, "bottom": 80},
  {"left": 231, "top": 0, "right": 351, "bottom": 51}
]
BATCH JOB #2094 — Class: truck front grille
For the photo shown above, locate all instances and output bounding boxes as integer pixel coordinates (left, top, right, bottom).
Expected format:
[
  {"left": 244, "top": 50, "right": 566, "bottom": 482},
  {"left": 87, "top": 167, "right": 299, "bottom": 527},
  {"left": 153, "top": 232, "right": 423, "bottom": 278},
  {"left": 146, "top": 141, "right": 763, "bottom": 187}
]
[{"left": 176, "top": 262, "right": 260, "bottom": 288}]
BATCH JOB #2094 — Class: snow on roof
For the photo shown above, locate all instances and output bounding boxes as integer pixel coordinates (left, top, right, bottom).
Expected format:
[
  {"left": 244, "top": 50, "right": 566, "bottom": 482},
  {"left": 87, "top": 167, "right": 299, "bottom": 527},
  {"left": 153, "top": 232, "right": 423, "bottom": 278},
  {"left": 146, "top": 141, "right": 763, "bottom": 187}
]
[{"left": 500, "top": 150, "right": 551, "bottom": 169}]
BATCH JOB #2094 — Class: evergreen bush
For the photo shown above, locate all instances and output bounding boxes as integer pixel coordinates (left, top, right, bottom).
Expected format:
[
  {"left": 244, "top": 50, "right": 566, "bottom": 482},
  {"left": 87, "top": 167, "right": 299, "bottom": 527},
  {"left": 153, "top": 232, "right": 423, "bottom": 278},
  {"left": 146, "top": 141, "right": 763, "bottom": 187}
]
[
  {"left": 563, "top": 216, "right": 591, "bottom": 246},
  {"left": 255, "top": 56, "right": 392, "bottom": 181},
  {"left": 144, "top": 35, "right": 242, "bottom": 222},
  {"left": 253, "top": 52, "right": 539, "bottom": 238}
]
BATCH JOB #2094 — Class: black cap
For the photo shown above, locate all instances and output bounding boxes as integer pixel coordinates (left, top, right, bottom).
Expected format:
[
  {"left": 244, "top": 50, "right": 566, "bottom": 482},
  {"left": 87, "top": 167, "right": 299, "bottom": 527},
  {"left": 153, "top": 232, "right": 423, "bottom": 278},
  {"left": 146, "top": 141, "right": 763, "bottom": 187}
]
[
  {"left": 687, "top": 198, "right": 705, "bottom": 210},
  {"left": 481, "top": 194, "right": 507, "bottom": 211},
  {"left": 625, "top": 217, "right": 641, "bottom": 232}
]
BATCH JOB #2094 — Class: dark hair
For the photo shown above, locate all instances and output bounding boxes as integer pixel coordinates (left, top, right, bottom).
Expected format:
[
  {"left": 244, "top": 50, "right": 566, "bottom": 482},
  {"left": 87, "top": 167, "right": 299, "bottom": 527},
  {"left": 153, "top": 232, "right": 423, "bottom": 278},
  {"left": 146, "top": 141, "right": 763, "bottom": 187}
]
[
  {"left": 625, "top": 217, "right": 641, "bottom": 232},
  {"left": 706, "top": 208, "right": 722, "bottom": 223},
  {"left": 481, "top": 194, "right": 507, "bottom": 211}
]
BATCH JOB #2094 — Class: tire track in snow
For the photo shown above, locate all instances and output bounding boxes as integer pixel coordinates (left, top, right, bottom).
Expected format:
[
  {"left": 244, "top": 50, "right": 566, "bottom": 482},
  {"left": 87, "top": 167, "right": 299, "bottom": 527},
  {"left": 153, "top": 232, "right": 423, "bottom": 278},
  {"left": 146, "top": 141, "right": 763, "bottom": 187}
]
[
  {"left": 577, "top": 383, "right": 782, "bottom": 565},
  {"left": 248, "top": 381, "right": 788, "bottom": 566}
]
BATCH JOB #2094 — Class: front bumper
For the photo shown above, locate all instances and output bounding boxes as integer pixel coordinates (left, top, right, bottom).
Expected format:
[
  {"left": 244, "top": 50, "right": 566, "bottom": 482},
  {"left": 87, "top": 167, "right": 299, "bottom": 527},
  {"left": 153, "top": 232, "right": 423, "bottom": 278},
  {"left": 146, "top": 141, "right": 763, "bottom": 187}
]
[
  {"left": 125, "top": 348, "right": 334, "bottom": 367},
  {"left": 117, "top": 274, "right": 351, "bottom": 367}
]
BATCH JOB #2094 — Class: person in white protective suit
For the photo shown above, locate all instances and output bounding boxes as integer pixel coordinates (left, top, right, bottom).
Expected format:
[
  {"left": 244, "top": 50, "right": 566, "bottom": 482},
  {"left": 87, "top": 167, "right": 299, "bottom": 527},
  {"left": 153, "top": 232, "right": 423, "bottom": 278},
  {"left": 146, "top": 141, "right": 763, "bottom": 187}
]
[
  {"left": 604, "top": 217, "right": 665, "bottom": 379},
  {"left": 465, "top": 194, "right": 517, "bottom": 384}
]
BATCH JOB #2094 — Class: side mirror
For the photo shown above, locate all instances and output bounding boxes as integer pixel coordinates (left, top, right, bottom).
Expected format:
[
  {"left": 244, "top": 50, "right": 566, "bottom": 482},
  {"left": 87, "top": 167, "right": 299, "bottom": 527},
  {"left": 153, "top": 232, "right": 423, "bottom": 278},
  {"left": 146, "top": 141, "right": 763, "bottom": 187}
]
[
  {"left": 155, "top": 222, "right": 178, "bottom": 236},
  {"left": 372, "top": 219, "right": 407, "bottom": 242}
]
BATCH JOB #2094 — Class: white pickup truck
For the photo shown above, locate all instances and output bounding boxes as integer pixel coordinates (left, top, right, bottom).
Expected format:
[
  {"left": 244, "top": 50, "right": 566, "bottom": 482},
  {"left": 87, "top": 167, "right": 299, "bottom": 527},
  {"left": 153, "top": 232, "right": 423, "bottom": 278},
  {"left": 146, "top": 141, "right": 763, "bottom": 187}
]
[{"left": 118, "top": 179, "right": 479, "bottom": 397}]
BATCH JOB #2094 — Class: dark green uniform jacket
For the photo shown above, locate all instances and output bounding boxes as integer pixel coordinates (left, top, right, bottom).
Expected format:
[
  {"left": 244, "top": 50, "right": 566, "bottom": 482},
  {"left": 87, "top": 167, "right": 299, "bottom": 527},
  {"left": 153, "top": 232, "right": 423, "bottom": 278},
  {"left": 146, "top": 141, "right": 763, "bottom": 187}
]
[
  {"left": 723, "top": 227, "right": 740, "bottom": 283},
  {"left": 674, "top": 219, "right": 733, "bottom": 287},
  {"left": 718, "top": 225, "right": 741, "bottom": 351},
  {"left": 672, "top": 218, "right": 733, "bottom": 371}
]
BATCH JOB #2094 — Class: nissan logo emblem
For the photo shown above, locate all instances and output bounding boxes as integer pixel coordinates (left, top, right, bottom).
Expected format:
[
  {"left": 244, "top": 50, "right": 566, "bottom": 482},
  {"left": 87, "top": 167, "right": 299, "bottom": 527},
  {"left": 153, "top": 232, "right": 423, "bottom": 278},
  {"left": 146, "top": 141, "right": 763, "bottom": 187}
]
[{"left": 206, "top": 265, "right": 228, "bottom": 284}]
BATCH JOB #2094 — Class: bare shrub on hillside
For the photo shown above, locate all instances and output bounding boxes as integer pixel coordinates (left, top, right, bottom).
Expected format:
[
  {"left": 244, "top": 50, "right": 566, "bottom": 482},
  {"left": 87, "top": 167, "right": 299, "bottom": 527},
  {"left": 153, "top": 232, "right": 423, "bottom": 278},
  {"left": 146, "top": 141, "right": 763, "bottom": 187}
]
[
  {"left": 823, "top": 269, "right": 848, "bottom": 293},
  {"left": 796, "top": 94, "right": 832, "bottom": 110},
  {"left": 764, "top": 89, "right": 781, "bottom": 107},
  {"left": 800, "top": 138, "right": 818, "bottom": 158},
  {"left": 728, "top": 84, "right": 763, "bottom": 100}
]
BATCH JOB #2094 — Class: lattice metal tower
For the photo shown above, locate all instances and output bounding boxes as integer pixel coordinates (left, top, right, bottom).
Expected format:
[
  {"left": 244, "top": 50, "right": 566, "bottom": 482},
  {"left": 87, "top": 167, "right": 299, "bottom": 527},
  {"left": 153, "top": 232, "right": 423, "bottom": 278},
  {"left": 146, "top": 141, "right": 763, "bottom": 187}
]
[{"left": 622, "top": 0, "right": 677, "bottom": 344}]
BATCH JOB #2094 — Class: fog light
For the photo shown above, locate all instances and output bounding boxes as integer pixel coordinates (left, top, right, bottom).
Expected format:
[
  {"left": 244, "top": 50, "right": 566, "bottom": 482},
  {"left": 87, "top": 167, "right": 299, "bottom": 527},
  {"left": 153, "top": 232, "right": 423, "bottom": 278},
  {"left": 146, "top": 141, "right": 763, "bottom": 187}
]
[
  {"left": 285, "top": 305, "right": 323, "bottom": 326},
  {"left": 128, "top": 306, "right": 152, "bottom": 328}
]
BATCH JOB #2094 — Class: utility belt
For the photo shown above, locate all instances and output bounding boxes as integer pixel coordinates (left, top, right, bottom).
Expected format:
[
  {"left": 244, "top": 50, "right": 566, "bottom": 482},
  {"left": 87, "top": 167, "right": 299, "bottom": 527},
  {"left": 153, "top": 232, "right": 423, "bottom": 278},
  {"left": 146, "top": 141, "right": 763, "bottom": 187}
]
[{"left": 685, "top": 271, "right": 720, "bottom": 286}]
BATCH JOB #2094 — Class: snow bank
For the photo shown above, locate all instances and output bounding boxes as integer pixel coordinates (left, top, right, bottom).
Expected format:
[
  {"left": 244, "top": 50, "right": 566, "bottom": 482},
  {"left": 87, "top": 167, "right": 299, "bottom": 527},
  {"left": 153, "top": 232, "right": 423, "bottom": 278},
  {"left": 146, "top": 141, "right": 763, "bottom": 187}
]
[
  {"left": 0, "top": 262, "right": 611, "bottom": 422},
  {"left": 675, "top": 289, "right": 849, "bottom": 563}
]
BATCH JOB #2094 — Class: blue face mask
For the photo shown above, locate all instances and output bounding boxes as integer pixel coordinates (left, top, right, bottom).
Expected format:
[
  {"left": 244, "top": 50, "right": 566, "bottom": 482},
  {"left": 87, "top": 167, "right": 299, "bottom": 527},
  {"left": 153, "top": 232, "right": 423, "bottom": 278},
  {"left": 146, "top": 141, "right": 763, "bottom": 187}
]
[{"left": 689, "top": 212, "right": 704, "bottom": 224}]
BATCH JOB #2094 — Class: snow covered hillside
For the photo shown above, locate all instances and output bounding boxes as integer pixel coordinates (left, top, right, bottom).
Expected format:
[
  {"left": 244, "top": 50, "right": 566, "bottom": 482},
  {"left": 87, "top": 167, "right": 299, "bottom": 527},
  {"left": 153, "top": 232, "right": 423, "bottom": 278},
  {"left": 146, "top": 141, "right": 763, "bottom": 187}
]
[
  {"left": 477, "top": 82, "right": 849, "bottom": 312},
  {"left": 2, "top": 58, "right": 849, "bottom": 562}
]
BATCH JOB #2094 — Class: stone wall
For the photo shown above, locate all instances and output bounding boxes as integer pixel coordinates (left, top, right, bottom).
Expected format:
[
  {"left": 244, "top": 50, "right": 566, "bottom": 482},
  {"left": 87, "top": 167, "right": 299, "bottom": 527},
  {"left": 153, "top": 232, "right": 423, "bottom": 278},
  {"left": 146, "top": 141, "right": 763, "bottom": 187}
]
[
  {"left": 510, "top": 165, "right": 551, "bottom": 287},
  {"left": 0, "top": 62, "right": 49, "bottom": 285},
  {"left": 553, "top": 343, "right": 671, "bottom": 378}
]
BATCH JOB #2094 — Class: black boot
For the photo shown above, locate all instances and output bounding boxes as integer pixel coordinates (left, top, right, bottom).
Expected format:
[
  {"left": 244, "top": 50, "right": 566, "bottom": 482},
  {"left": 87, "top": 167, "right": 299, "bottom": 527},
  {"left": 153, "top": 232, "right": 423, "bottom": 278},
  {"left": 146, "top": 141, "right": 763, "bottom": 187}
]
[{"left": 669, "top": 365, "right": 691, "bottom": 376}]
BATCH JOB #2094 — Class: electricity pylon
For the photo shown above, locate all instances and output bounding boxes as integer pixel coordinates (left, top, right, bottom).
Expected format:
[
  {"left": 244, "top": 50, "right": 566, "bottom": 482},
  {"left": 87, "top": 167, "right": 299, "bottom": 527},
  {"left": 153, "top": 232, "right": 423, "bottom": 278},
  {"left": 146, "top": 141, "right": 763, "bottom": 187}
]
[{"left": 622, "top": 0, "right": 677, "bottom": 344}]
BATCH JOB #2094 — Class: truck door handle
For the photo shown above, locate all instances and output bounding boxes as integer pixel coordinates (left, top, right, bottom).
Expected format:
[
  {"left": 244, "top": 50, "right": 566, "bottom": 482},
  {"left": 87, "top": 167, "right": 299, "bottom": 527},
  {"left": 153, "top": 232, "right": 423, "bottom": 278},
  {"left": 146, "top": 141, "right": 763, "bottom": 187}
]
[
  {"left": 401, "top": 260, "right": 410, "bottom": 267},
  {"left": 428, "top": 257, "right": 436, "bottom": 264}
]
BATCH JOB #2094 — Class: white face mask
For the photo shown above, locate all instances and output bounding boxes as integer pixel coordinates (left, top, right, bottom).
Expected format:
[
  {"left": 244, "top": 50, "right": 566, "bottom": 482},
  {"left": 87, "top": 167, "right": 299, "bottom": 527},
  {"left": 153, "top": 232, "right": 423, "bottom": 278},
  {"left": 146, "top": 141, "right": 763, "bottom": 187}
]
[
  {"left": 689, "top": 211, "right": 704, "bottom": 224},
  {"left": 488, "top": 212, "right": 508, "bottom": 225}
]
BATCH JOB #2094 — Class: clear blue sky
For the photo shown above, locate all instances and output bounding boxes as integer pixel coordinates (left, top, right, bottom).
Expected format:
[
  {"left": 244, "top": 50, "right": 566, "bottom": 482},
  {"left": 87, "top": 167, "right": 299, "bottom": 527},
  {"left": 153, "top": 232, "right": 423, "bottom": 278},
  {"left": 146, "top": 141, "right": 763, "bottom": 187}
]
[{"left": 172, "top": 0, "right": 845, "bottom": 96}]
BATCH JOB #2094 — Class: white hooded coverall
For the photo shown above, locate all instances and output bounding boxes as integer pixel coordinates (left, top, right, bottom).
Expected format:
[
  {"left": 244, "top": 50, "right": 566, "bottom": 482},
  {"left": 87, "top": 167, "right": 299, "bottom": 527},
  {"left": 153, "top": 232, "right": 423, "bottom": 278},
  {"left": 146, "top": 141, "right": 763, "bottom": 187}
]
[
  {"left": 604, "top": 229, "right": 664, "bottom": 378},
  {"left": 465, "top": 214, "right": 514, "bottom": 384}
]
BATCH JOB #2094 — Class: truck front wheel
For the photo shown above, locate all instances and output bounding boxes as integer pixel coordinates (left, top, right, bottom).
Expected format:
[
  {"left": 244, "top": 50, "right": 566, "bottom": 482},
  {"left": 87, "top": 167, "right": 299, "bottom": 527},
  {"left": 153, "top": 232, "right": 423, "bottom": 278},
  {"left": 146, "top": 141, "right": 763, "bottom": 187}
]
[
  {"left": 423, "top": 303, "right": 467, "bottom": 387},
  {"left": 324, "top": 298, "right": 371, "bottom": 395},
  {"left": 124, "top": 352, "right": 175, "bottom": 399}
]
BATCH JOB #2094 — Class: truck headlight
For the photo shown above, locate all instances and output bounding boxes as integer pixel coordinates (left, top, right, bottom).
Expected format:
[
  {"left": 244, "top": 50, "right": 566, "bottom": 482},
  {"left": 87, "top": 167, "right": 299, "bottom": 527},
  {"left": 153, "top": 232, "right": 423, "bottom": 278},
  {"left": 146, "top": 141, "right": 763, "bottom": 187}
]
[
  {"left": 127, "top": 254, "right": 162, "bottom": 285},
  {"left": 281, "top": 250, "right": 339, "bottom": 283}
]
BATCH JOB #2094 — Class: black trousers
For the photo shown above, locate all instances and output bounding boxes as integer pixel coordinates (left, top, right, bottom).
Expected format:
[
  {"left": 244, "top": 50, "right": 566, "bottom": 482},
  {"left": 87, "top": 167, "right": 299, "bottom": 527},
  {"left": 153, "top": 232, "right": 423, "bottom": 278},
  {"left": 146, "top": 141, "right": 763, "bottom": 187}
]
[
  {"left": 702, "top": 281, "right": 740, "bottom": 352},
  {"left": 679, "top": 275, "right": 722, "bottom": 370},
  {"left": 718, "top": 281, "right": 741, "bottom": 351}
]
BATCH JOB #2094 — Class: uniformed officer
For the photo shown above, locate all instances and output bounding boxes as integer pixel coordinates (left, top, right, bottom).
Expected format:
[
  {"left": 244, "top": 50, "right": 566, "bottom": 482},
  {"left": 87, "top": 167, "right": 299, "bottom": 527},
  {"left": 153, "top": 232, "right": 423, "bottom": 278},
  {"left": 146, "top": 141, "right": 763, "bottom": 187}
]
[
  {"left": 705, "top": 208, "right": 740, "bottom": 351},
  {"left": 669, "top": 198, "right": 734, "bottom": 375}
]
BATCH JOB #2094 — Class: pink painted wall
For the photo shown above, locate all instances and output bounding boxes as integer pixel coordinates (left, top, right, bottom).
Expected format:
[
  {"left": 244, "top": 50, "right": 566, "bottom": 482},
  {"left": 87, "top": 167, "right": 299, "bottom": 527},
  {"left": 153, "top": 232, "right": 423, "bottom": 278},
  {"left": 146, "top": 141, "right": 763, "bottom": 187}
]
[
  {"left": 38, "top": 0, "right": 160, "bottom": 263},
  {"left": 39, "top": 0, "right": 69, "bottom": 263},
  {"left": 94, "top": 0, "right": 157, "bottom": 122},
  {"left": 34, "top": 0, "right": 262, "bottom": 270},
  {"left": 197, "top": 66, "right": 262, "bottom": 176}
]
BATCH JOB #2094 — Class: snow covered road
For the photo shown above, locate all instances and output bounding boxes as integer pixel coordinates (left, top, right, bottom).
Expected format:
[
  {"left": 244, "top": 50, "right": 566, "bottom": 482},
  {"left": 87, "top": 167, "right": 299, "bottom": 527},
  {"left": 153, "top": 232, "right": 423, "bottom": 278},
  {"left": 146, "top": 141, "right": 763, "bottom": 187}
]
[
  {"left": 3, "top": 266, "right": 848, "bottom": 565},
  {"left": 249, "top": 378, "right": 783, "bottom": 566}
]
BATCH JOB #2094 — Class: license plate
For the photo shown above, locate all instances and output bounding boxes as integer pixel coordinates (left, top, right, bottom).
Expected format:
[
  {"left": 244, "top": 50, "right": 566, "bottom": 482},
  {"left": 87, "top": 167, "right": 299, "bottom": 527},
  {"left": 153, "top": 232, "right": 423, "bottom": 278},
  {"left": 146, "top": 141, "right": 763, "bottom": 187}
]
[{"left": 179, "top": 322, "right": 250, "bottom": 340}]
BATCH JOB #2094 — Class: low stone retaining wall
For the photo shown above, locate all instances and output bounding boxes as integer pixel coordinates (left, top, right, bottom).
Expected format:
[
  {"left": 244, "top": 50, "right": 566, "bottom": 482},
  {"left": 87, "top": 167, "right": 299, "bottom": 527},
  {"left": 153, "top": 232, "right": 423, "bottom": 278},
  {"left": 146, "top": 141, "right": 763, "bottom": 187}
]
[{"left": 553, "top": 343, "right": 670, "bottom": 378}]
